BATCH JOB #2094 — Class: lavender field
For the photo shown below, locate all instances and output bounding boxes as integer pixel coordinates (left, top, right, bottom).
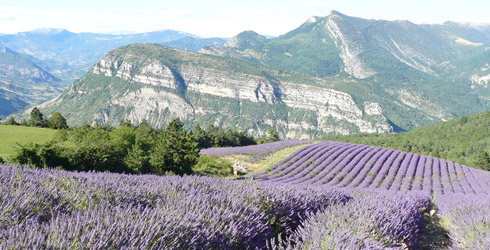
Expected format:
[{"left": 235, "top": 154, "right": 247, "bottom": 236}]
[
  {"left": 1, "top": 140, "right": 489, "bottom": 249},
  {"left": 200, "top": 140, "right": 311, "bottom": 162},
  {"left": 255, "top": 141, "right": 490, "bottom": 195},
  {"left": 1, "top": 163, "right": 433, "bottom": 249},
  {"left": 256, "top": 141, "right": 490, "bottom": 249}
]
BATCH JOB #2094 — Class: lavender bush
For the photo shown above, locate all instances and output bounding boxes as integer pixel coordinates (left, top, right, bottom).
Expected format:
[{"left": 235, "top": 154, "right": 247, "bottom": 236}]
[
  {"left": 268, "top": 190, "right": 431, "bottom": 249},
  {"left": 436, "top": 194, "right": 490, "bottom": 249},
  {"left": 200, "top": 140, "right": 311, "bottom": 162}
]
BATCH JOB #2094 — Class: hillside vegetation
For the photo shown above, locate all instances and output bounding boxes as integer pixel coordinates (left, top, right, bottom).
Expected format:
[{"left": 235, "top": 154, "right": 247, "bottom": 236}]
[{"left": 324, "top": 111, "right": 490, "bottom": 170}]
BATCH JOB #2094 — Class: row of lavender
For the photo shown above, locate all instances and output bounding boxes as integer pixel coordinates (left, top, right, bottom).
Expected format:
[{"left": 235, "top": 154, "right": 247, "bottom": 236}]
[
  {"left": 255, "top": 141, "right": 490, "bottom": 195},
  {"left": 200, "top": 140, "right": 311, "bottom": 162},
  {"left": 0, "top": 164, "right": 429, "bottom": 249}
]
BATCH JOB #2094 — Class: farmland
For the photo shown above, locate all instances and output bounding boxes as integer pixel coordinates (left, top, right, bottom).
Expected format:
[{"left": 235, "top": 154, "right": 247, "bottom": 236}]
[
  {"left": 255, "top": 142, "right": 490, "bottom": 195},
  {"left": 2, "top": 140, "right": 489, "bottom": 249}
]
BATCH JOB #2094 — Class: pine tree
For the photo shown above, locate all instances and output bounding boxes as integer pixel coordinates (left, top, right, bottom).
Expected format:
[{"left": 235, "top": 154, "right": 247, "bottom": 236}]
[
  {"left": 30, "top": 107, "right": 45, "bottom": 127},
  {"left": 150, "top": 119, "right": 198, "bottom": 175}
]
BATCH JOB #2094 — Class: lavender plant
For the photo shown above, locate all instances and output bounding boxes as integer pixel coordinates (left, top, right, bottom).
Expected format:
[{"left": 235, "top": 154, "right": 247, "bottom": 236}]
[
  {"left": 268, "top": 190, "right": 431, "bottom": 249},
  {"left": 436, "top": 193, "right": 490, "bottom": 249}
]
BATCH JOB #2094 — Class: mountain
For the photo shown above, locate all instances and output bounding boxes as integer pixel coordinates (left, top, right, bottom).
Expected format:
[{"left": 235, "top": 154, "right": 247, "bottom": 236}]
[
  {"left": 0, "top": 46, "right": 61, "bottom": 117},
  {"left": 0, "top": 29, "right": 222, "bottom": 83},
  {"left": 30, "top": 44, "right": 393, "bottom": 139},
  {"left": 200, "top": 11, "right": 490, "bottom": 129},
  {"left": 202, "top": 11, "right": 490, "bottom": 80},
  {"left": 23, "top": 12, "right": 490, "bottom": 138},
  {"left": 324, "top": 110, "right": 490, "bottom": 170},
  {"left": 0, "top": 29, "right": 226, "bottom": 117}
]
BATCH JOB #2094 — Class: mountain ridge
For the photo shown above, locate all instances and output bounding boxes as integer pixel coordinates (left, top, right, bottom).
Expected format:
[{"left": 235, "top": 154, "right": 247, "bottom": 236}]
[
  {"left": 12, "top": 11, "right": 490, "bottom": 138},
  {"left": 28, "top": 43, "right": 393, "bottom": 139},
  {"left": 0, "top": 45, "right": 62, "bottom": 117}
]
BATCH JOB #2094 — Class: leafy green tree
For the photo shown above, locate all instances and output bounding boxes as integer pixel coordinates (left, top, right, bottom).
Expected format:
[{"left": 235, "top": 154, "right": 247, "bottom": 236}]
[
  {"left": 11, "top": 143, "right": 42, "bottom": 166},
  {"left": 66, "top": 140, "right": 126, "bottom": 173},
  {"left": 29, "top": 107, "right": 45, "bottom": 127},
  {"left": 110, "top": 127, "right": 136, "bottom": 154},
  {"left": 124, "top": 122, "right": 156, "bottom": 174},
  {"left": 150, "top": 118, "right": 198, "bottom": 175},
  {"left": 49, "top": 112, "right": 68, "bottom": 129},
  {"left": 258, "top": 128, "right": 280, "bottom": 144},
  {"left": 118, "top": 119, "right": 133, "bottom": 128}
]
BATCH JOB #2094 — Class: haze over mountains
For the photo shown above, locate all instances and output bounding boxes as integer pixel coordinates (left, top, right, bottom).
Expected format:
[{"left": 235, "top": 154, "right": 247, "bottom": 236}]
[
  {"left": 4, "top": 11, "right": 490, "bottom": 138},
  {"left": 0, "top": 45, "right": 61, "bottom": 115},
  {"left": 0, "top": 29, "right": 226, "bottom": 117}
]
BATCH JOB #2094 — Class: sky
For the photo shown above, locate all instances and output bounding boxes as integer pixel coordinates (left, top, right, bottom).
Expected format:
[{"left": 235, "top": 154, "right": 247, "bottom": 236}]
[{"left": 0, "top": 0, "right": 489, "bottom": 37}]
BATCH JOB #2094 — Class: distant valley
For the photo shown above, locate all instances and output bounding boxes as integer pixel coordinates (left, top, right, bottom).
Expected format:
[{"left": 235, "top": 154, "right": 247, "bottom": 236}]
[{"left": 0, "top": 29, "right": 225, "bottom": 117}]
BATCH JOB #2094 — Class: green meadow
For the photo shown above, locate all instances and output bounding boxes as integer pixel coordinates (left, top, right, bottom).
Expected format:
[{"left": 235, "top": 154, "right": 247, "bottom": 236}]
[{"left": 0, "top": 125, "right": 56, "bottom": 159}]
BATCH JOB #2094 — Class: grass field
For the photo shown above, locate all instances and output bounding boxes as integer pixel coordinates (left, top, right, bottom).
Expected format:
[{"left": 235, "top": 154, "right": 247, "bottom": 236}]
[
  {"left": 222, "top": 142, "right": 316, "bottom": 176},
  {"left": 0, "top": 125, "right": 57, "bottom": 159}
]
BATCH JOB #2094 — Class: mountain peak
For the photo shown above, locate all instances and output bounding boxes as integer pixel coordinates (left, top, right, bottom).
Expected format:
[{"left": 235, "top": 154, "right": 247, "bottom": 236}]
[
  {"left": 224, "top": 30, "right": 267, "bottom": 49},
  {"left": 28, "top": 28, "right": 68, "bottom": 34},
  {"left": 306, "top": 16, "right": 321, "bottom": 24},
  {"left": 329, "top": 10, "right": 346, "bottom": 17}
]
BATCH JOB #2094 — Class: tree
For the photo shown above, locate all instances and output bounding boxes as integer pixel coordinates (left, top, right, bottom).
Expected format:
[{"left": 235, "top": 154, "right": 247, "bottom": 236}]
[
  {"left": 119, "top": 119, "right": 133, "bottom": 128},
  {"left": 475, "top": 151, "right": 490, "bottom": 171},
  {"left": 258, "top": 128, "right": 280, "bottom": 144},
  {"left": 193, "top": 124, "right": 211, "bottom": 149},
  {"left": 150, "top": 118, "right": 198, "bottom": 175},
  {"left": 49, "top": 112, "right": 68, "bottom": 129},
  {"left": 267, "top": 128, "right": 280, "bottom": 142},
  {"left": 30, "top": 107, "right": 45, "bottom": 127},
  {"left": 3, "top": 117, "right": 18, "bottom": 125},
  {"left": 124, "top": 120, "right": 156, "bottom": 174}
]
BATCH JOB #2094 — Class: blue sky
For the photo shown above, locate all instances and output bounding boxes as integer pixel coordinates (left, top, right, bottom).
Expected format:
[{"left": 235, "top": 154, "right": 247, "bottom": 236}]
[{"left": 1, "top": 0, "right": 489, "bottom": 37}]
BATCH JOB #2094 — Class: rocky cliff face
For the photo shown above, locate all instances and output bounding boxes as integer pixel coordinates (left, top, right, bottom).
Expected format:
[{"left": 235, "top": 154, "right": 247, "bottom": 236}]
[{"left": 37, "top": 44, "right": 392, "bottom": 139}]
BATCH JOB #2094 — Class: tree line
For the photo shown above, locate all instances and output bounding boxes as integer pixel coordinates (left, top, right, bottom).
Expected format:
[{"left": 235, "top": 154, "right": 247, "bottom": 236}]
[
  {"left": 1, "top": 107, "right": 68, "bottom": 129},
  {"left": 5, "top": 108, "right": 280, "bottom": 175}
]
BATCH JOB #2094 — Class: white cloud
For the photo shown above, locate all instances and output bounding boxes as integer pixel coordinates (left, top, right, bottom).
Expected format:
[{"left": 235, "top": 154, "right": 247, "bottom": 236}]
[{"left": 300, "top": 0, "right": 329, "bottom": 7}]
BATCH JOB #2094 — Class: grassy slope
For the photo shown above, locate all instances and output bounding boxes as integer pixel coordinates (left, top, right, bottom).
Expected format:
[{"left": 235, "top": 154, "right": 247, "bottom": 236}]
[
  {"left": 0, "top": 125, "right": 56, "bottom": 159},
  {"left": 324, "top": 111, "right": 490, "bottom": 169},
  {"left": 222, "top": 142, "right": 316, "bottom": 177},
  {"left": 197, "top": 142, "right": 315, "bottom": 178}
]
